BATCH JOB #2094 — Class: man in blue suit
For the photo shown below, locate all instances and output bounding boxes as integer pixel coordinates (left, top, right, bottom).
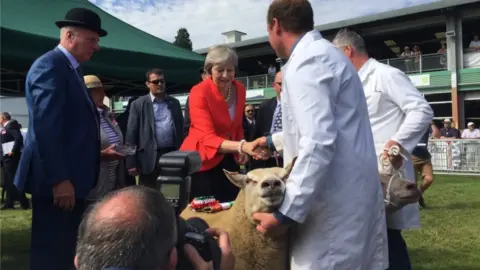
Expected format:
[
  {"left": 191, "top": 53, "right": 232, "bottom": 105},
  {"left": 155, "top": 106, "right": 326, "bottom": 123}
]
[{"left": 14, "top": 8, "right": 106, "bottom": 270}]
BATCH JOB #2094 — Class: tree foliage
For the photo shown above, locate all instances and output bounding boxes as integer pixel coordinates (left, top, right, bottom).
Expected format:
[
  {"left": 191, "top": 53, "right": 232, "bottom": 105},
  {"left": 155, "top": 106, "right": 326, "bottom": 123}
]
[{"left": 173, "top": 28, "right": 193, "bottom": 51}]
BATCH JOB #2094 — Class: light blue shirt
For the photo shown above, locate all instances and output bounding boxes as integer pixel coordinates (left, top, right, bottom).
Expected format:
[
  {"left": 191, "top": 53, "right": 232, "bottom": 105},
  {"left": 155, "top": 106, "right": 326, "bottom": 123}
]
[
  {"left": 57, "top": 45, "right": 79, "bottom": 70},
  {"left": 57, "top": 45, "right": 94, "bottom": 108},
  {"left": 151, "top": 94, "right": 175, "bottom": 148}
]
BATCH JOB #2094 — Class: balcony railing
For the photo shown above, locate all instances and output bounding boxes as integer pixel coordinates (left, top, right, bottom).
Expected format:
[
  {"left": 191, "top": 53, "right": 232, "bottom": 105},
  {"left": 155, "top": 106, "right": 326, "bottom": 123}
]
[
  {"left": 237, "top": 53, "right": 449, "bottom": 90},
  {"left": 236, "top": 74, "right": 276, "bottom": 90},
  {"left": 464, "top": 50, "right": 480, "bottom": 68},
  {"left": 378, "top": 53, "right": 447, "bottom": 74}
]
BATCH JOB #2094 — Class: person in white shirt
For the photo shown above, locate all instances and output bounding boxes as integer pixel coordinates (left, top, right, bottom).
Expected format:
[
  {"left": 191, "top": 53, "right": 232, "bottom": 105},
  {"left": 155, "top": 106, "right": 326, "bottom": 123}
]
[
  {"left": 251, "top": 1, "right": 388, "bottom": 269},
  {"left": 333, "top": 28, "right": 434, "bottom": 270},
  {"left": 469, "top": 34, "right": 480, "bottom": 51},
  {"left": 461, "top": 122, "right": 480, "bottom": 170},
  {"left": 461, "top": 122, "right": 480, "bottom": 139},
  {"left": 267, "top": 64, "right": 277, "bottom": 76}
]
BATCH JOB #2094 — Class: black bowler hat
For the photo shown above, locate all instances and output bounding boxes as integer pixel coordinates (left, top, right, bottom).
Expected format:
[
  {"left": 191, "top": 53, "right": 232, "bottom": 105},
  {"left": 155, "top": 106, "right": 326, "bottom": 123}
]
[{"left": 55, "top": 8, "right": 108, "bottom": 37}]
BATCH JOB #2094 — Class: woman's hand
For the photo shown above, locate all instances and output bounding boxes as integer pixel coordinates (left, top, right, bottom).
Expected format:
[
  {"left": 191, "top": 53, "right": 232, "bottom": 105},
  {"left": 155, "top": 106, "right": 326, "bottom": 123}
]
[
  {"left": 242, "top": 137, "right": 270, "bottom": 160},
  {"left": 101, "top": 145, "right": 124, "bottom": 161},
  {"left": 236, "top": 153, "right": 249, "bottom": 165}
]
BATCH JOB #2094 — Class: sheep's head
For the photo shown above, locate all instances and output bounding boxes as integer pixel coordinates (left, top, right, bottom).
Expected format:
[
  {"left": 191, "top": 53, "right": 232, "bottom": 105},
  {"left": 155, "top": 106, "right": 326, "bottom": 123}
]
[
  {"left": 379, "top": 172, "right": 421, "bottom": 213},
  {"left": 223, "top": 157, "right": 297, "bottom": 224}
]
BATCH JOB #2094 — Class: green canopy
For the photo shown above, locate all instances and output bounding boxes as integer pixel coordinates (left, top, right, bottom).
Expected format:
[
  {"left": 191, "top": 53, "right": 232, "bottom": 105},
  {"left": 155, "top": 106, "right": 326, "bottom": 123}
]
[{"left": 0, "top": 0, "right": 204, "bottom": 96}]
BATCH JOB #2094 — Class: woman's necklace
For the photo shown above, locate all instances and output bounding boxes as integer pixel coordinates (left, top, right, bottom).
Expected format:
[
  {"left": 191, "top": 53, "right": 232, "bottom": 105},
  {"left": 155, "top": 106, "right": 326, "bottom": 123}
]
[{"left": 224, "top": 86, "right": 232, "bottom": 103}]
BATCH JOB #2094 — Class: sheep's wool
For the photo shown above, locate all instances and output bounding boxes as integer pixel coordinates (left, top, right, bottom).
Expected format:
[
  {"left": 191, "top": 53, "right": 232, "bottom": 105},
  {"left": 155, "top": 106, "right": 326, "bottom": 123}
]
[{"left": 181, "top": 190, "right": 289, "bottom": 270}]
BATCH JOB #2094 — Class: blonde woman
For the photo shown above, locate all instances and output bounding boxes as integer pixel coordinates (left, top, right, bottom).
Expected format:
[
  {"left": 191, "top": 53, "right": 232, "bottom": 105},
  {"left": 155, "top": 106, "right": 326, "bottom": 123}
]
[{"left": 180, "top": 45, "right": 262, "bottom": 202}]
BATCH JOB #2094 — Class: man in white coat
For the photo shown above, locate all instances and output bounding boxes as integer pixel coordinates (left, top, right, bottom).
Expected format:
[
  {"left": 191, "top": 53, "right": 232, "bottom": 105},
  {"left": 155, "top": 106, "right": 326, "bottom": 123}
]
[
  {"left": 251, "top": 1, "right": 388, "bottom": 269},
  {"left": 332, "top": 29, "right": 434, "bottom": 270}
]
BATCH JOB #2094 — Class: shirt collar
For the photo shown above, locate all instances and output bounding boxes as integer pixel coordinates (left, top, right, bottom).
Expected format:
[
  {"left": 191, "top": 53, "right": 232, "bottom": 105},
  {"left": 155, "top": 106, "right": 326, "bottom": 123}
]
[
  {"left": 290, "top": 33, "right": 307, "bottom": 56},
  {"left": 358, "top": 58, "right": 374, "bottom": 78},
  {"left": 57, "top": 45, "right": 80, "bottom": 70},
  {"left": 150, "top": 92, "right": 167, "bottom": 103}
]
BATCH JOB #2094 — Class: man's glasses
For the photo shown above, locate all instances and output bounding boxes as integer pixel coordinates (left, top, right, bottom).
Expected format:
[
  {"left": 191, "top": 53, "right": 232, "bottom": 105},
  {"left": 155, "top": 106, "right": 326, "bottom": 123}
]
[
  {"left": 246, "top": 110, "right": 253, "bottom": 113},
  {"left": 149, "top": 79, "right": 165, "bottom": 85},
  {"left": 274, "top": 82, "right": 282, "bottom": 86}
]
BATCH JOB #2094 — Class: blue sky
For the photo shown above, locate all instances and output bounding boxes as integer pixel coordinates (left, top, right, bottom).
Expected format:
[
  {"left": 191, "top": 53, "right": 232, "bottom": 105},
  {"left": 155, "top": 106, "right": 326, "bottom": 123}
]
[{"left": 90, "top": 0, "right": 441, "bottom": 50}]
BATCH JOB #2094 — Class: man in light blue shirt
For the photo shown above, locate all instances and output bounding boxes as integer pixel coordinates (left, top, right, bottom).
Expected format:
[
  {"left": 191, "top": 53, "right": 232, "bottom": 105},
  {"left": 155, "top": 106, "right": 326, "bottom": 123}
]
[{"left": 126, "top": 68, "right": 184, "bottom": 188}]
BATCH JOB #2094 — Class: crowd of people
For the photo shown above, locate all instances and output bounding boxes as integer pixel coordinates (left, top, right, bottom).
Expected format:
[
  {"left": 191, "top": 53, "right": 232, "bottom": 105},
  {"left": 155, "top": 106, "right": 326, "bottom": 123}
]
[{"left": 4, "top": 0, "right": 471, "bottom": 269}]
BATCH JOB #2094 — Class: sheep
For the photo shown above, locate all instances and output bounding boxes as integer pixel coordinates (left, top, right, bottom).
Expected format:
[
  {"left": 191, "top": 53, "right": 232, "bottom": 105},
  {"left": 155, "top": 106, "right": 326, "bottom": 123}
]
[
  {"left": 180, "top": 155, "right": 419, "bottom": 269},
  {"left": 378, "top": 145, "right": 421, "bottom": 213},
  {"left": 380, "top": 171, "right": 421, "bottom": 213},
  {"left": 180, "top": 158, "right": 297, "bottom": 270}
]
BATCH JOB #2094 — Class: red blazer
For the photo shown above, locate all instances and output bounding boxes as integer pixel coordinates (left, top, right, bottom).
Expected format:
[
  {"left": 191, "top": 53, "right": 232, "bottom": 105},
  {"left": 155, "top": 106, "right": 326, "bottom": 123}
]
[{"left": 180, "top": 78, "right": 246, "bottom": 171}]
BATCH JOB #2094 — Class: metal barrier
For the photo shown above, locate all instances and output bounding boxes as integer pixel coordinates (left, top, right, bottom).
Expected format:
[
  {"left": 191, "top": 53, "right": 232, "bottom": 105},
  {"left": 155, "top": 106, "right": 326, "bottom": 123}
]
[
  {"left": 428, "top": 139, "right": 480, "bottom": 175},
  {"left": 236, "top": 74, "right": 276, "bottom": 89},
  {"left": 237, "top": 54, "right": 448, "bottom": 90},
  {"left": 382, "top": 53, "right": 447, "bottom": 74}
]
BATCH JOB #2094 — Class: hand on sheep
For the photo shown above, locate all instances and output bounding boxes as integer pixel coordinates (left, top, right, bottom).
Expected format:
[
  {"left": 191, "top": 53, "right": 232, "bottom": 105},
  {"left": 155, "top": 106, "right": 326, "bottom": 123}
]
[
  {"left": 383, "top": 140, "right": 404, "bottom": 170},
  {"left": 208, "top": 228, "right": 235, "bottom": 270},
  {"left": 252, "top": 213, "right": 289, "bottom": 236},
  {"left": 183, "top": 228, "right": 235, "bottom": 270}
]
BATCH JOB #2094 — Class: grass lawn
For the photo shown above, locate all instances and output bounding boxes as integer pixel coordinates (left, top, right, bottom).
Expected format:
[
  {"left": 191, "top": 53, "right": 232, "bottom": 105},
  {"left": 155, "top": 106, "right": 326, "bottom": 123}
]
[{"left": 1, "top": 174, "right": 480, "bottom": 270}]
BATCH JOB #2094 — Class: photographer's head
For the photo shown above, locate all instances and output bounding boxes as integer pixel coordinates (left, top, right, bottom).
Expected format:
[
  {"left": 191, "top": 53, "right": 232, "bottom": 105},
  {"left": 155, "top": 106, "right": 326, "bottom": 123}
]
[{"left": 75, "top": 186, "right": 178, "bottom": 270}]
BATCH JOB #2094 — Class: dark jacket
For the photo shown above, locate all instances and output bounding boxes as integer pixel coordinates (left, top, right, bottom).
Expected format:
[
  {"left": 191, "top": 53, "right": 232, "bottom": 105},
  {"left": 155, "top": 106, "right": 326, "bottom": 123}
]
[
  {"left": 15, "top": 47, "right": 100, "bottom": 198},
  {"left": 1, "top": 119, "right": 24, "bottom": 162},
  {"left": 183, "top": 96, "right": 191, "bottom": 137},
  {"left": 125, "top": 94, "right": 184, "bottom": 174},
  {"left": 254, "top": 97, "right": 278, "bottom": 139}
]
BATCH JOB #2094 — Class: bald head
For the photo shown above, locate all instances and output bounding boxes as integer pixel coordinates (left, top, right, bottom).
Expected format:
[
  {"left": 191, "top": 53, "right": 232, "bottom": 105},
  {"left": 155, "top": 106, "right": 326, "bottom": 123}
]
[
  {"left": 93, "top": 189, "right": 143, "bottom": 224},
  {"left": 76, "top": 186, "right": 176, "bottom": 270},
  {"left": 273, "top": 71, "right": 282, "bottom": 97}
]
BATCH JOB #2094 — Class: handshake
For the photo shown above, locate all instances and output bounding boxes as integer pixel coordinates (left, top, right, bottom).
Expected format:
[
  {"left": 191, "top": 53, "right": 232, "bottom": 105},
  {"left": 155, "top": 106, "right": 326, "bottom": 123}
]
[{"left": 241, "top": 136, "right": 272, "bottom": 161}]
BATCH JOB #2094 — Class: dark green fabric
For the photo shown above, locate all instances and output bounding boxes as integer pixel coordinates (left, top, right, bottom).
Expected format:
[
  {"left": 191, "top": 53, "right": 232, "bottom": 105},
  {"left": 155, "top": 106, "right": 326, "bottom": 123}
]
[{"left": 0, "top": 0, "right": 204, "bottom": 87}]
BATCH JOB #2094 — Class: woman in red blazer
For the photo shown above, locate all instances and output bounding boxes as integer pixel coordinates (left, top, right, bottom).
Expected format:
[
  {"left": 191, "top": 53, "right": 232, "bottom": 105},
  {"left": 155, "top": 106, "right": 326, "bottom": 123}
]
[{"left": 181, "top": 45, "right": 256, "bottom": 202}]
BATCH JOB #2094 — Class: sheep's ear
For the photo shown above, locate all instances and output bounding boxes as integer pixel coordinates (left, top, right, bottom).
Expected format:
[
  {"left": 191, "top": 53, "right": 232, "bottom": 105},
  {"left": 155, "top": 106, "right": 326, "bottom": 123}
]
[
  {"left": 281, "top": 156, "right": 298, "bottom": 181},
  {"left": 223, "top": 169, "right": 250, "bottom": 188}
]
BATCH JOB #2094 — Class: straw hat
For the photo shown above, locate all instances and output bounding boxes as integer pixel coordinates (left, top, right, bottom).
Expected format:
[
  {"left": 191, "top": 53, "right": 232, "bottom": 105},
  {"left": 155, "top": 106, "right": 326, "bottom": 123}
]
[{"left": 83, "top": 75, "right": 114, "bottom": 90}]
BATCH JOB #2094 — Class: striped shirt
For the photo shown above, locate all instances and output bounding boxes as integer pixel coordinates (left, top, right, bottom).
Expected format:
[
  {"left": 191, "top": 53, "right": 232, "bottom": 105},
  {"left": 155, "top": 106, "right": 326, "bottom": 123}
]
[{"left": 100, "top": 109, "right": 120, "bottom": 193}]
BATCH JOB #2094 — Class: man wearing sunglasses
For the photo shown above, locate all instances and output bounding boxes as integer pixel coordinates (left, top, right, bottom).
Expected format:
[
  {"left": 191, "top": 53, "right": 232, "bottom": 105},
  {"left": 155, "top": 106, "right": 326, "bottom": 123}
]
[{"left": 125, "top": 69, "right": 184, "bottom": 188}]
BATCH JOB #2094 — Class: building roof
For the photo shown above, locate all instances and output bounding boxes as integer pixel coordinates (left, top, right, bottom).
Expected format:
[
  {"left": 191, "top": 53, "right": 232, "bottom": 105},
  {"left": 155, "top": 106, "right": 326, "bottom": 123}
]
[
  {"left": 1, "top": 0, "right": 204, "bottom": 62},
  {"left": 221, "top": 30, "right": 247, "bottom": 35},
  {"left": 1, "top": 0, "right": 204, "bottom": 96},
  {"left": 194, "top": 0, "right": 478, "bottom": 54}
]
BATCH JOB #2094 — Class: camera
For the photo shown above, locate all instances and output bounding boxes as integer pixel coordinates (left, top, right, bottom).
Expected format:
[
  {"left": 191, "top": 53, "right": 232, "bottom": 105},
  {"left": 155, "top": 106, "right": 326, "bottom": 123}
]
[{"left": 157, "top": 151, "right": 221, "bottom": 270}]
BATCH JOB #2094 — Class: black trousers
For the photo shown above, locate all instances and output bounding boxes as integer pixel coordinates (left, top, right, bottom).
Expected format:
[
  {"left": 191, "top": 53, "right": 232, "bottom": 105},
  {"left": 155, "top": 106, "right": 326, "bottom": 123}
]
[
  {"left": 387, "top": 229, "right": 412, "bottom": 270},
  {"left": 30, "top": 197, "right": 85, "bottom": 270},
  {"left": 1, "top": 158, "right": 28, "bottom": 208},
  {"left": 139, "top": 147, "right": 177, "bottom": 189},
  {"left": 190, "top": 155, "right": 240, "bottom": 203}
]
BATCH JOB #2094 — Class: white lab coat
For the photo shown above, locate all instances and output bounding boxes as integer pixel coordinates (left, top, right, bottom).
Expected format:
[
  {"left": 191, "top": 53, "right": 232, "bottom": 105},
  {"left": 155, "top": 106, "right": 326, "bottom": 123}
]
[
  {"left": 359, "top": 58, "right": 434, "bottom": 230},
  {"left": 276, "top": 30, "right": 388, "bottom": 270}
]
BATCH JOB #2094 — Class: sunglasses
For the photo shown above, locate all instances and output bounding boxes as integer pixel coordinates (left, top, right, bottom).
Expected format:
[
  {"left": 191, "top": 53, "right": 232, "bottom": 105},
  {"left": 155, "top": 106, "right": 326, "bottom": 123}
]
[
  {"left": 274, "top": 82, "right": 282, "bottom": 86},
  {"left": 246, "top": 110, "right": 253, "bottom": 113},
  {"left": 149, "top": 79, "right": 165, "bottom": 85}
]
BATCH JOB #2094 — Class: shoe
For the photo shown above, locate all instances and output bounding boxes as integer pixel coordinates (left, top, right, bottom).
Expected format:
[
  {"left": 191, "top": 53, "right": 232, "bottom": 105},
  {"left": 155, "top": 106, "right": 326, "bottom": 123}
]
[
  {"left": 418, "top": 195, "right": 426, "bottom": 208},
  {"left": 20, "top": 199, "right": 31, "bottom": 210}
]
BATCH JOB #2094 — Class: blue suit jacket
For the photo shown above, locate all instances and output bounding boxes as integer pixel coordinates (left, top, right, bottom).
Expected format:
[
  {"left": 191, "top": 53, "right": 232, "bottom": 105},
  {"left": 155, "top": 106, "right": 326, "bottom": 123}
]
[{"left": 14, "top": 47, "right": 100, "bottom": 198}]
